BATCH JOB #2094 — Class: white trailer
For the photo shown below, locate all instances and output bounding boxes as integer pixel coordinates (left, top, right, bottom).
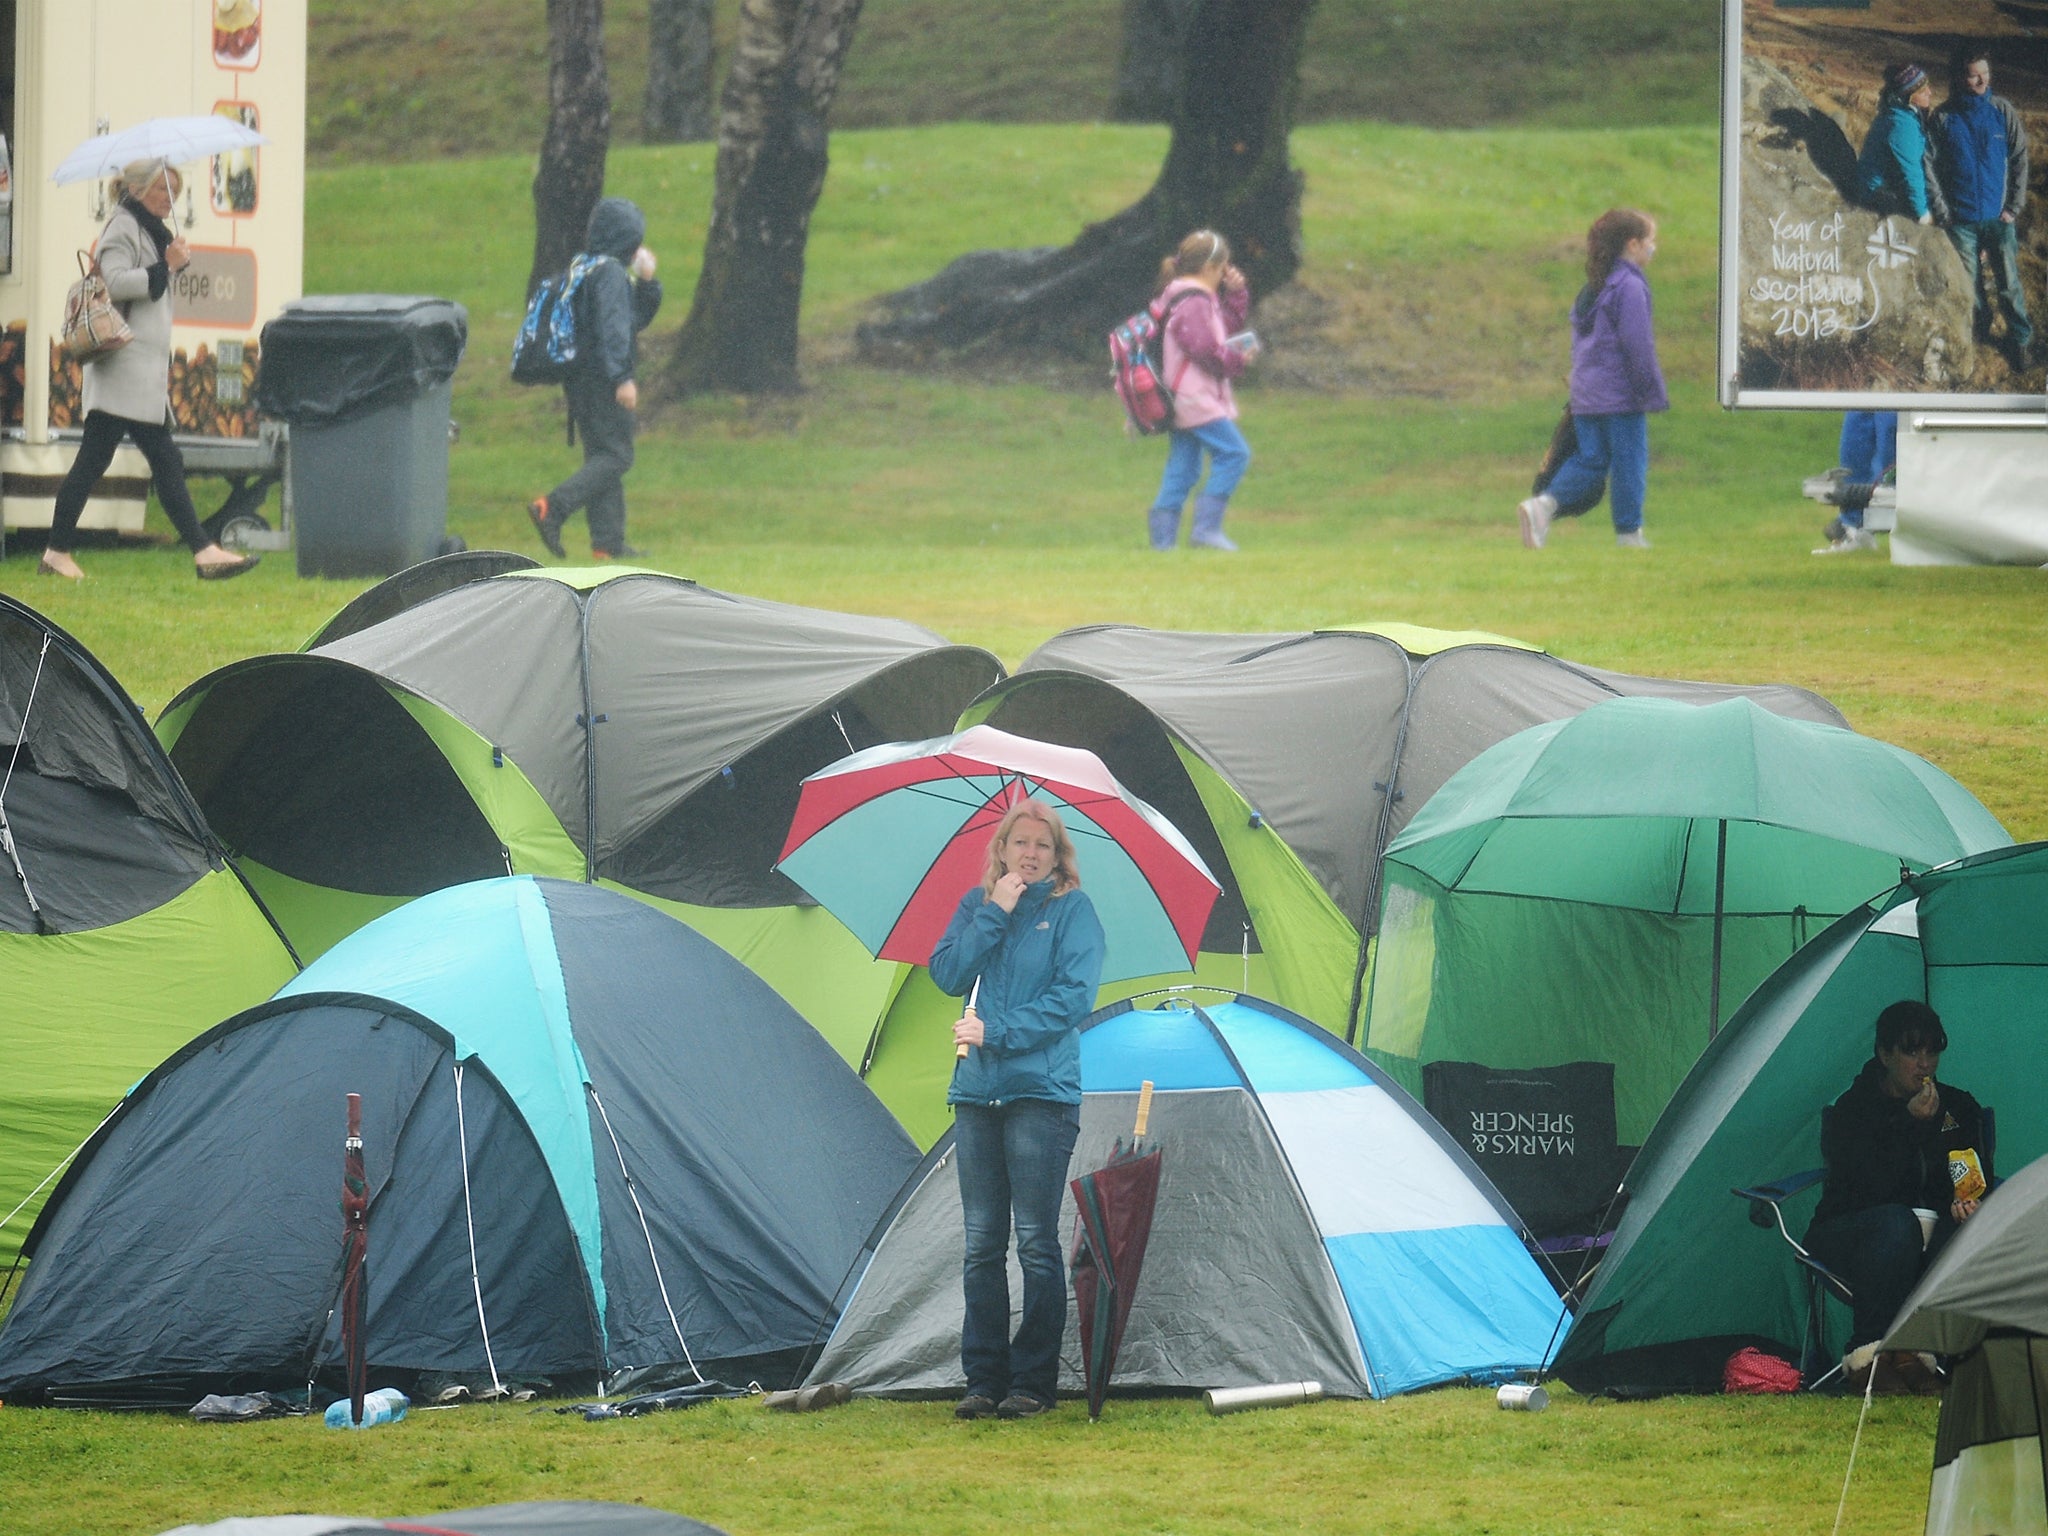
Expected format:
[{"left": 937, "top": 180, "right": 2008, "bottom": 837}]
[{"left": 1, "top": 0, "right": 304, "bottom": 541}]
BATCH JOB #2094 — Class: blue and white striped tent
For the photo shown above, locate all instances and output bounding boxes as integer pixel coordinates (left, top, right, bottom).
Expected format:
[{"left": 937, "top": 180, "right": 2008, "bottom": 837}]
[{"left": 810, "top": 994, "right": 1565, "bottom": 1399}]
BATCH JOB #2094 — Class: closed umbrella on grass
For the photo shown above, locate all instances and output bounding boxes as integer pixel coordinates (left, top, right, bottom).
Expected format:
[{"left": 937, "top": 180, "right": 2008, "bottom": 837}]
[{"left": 1070, "top": 1082, "right": 1163, "bottom": 1421}]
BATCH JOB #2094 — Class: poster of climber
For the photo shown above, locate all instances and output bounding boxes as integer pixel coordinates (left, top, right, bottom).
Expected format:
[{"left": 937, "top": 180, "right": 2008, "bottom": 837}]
[{"left": 1721, "top": 0, "right": 2048, "bottom": 408}]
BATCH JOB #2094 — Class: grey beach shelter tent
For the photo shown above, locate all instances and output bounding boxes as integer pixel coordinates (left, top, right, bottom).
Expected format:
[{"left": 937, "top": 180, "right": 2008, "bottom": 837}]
[
  {"left": 0, "top": 876, "right": 919, "bottom": 1405},
  {"left": 1884, "top": 1151, "right": 2048, "bottom": 1536},
  {"left": 155, "top": 568, "right": 1002, "bottom": 1070},
  {"left": 1005, "top": 621, "right": 1848, "bottom": 1038},
  {"left": 1555, "top": 843, "right": 2048, "bottom": 1396},
  {"left": 0, "top": 594, "right": 297, "bottom": 1271},
  {"left": 810, "top": 994, "right": 1564, "bottom": 1401}
]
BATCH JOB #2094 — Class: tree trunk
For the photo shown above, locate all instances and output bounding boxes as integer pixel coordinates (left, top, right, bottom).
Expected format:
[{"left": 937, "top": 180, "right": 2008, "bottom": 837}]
[
  {"left": 663, "top": 0, "right": 864, "bottom": 395},
  {"left": 1112, "top": 0, "right": 1199, "bottom": 123},
  {"left": 858, "top": 0, "right": 1314, "bottom": 362},
  {"left": 530, "top": 0, "right": 612, "bottom": 296},
  {"left": 644, "top": 0, "right": 715, "bottom": 142}
]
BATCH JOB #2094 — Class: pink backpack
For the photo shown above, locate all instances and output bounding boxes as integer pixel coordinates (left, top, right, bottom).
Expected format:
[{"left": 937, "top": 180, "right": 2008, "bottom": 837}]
[{"left": 1109, "top": 290, "right": 1195, "bottom": 436}]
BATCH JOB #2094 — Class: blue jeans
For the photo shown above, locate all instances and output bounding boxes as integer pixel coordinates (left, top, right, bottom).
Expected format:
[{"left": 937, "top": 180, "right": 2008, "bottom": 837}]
[
  {"left": 1544, "top": 412, "right": 1648, "bottom": 534},
  {"left": 954, "top": 1097, "right": 1081, "bottom": 1404},
  {"left": 1947, "top": 219, "right": 2034, "bottom": 352},
  {"left": 1835, "top": 411, "right": 1897, "bottom": 529},
  {"left": 1153, "top": 419, "right": 1252, "bottom": 513},
  {"left": 1805, "top": 1203, "right": 1949, "bottom": 1350}
]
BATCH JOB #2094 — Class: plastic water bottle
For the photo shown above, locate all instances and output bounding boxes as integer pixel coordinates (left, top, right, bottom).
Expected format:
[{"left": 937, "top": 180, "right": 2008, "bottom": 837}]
[{"left": 324, "top": 1387, "right": 409, "bottom": 1429}]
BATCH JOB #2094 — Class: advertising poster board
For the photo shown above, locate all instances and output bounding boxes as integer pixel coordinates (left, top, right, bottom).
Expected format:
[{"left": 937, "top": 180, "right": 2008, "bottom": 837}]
[{"left": 1721, "top": 0, "right": 2048, "bottom": 409}]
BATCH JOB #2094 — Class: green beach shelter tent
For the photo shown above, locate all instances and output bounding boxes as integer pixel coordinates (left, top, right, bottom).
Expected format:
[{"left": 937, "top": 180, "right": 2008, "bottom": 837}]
[
  {"left": 156, "top": 568, "right": 1002, "bottom": 1072},
  {"left": 1554, "top": 842, "right": 2048, "bottom": 1397},
  {"left": 1362, "top": 695, "right": 2011, "bottom": 1219},
  {"left": 0, "top": 594, "right": 298, "bottom": 1269}
]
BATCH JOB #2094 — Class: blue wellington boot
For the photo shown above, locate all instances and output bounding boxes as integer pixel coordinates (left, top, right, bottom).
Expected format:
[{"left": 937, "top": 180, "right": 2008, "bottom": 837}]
[
  {"left": 1148, "top": 504, "right": 1182, "bottom": 551},
  {"left": 1190, "top": 495, "right": 1237, "bottom": 551}
]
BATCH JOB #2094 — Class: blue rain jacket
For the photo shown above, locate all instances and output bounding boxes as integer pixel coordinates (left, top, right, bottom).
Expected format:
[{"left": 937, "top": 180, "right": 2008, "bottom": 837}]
[{"left": 932, "top": 880, "right": 1105, "bottom": 1107}]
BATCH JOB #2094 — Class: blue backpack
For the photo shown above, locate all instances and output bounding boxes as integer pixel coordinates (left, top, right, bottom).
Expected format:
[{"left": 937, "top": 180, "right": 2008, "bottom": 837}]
[{"left": 511, "top": 254, "right": 609, "bottom": 386}]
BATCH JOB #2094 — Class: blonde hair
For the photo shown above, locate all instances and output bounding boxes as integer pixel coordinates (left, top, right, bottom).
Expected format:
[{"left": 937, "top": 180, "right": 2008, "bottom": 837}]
[
  {"left": 117, "top": 158, "right": 178, "bottom": 199},
  {"left": 981, "top": 797, "right": 1081, "bottom": 899},
  {"left": 1156, "top": 229, "right": 1231, "bottom": 292}
]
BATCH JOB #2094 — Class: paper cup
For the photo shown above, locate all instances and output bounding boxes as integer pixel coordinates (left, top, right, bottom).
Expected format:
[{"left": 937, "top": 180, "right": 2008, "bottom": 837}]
[
  {"left": 1497, "top": 1383, "right": 1548, "bottom": 1412},
  {"left": 1912, "top": 1207, "right": 1938, "bottom": 1249}
]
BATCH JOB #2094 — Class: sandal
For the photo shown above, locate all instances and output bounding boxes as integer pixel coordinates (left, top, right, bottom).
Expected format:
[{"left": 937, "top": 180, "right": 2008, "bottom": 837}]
[
  {"left": 196, "top": 554, "right": 260, "bottom": 581},
  {"left": 39, "top": 552, "right": 85, "bottom": 580}
]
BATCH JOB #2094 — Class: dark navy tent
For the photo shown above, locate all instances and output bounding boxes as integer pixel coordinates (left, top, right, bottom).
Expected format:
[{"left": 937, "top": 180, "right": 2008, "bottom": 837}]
[{"left": 0, "top": 877, "right": 919, "bottom": 1405}]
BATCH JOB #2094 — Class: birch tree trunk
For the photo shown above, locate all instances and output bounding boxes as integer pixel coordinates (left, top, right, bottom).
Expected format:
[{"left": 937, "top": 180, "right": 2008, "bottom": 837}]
[
  {"left": 859, "top": 0, "right": 1314, "bottom": 361},
  {"left": 645, "top": 0, "right": 716, "bottom": 143},
  {"left": 530, "top": 0, "right": 612, "bottom": 295},
  {"left": 663, "top": 0, "right": 864, "bottom": 394}
]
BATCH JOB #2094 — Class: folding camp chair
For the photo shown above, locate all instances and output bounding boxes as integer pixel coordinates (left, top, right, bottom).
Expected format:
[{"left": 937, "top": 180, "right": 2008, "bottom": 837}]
[
  {"left": 1732, "top": 1165, "right": 1853, "bottom": 1390},
  {"left": 1735, "top": 1106, "right": 1997, "bottom": 1390}
]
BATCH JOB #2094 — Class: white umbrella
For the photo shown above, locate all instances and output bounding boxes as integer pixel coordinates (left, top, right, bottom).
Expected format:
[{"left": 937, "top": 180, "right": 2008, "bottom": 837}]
[{"left": 51, "top": 115, "right": 267, "bottom": 187}]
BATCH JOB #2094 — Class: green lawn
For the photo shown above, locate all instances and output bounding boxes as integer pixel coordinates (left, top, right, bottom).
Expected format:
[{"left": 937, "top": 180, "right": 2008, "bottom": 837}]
[{"left": 0, "top": 119, "right": 2040, "bottom": 1535}]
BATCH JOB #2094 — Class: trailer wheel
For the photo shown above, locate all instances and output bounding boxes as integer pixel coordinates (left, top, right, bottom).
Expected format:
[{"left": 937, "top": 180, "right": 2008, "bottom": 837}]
[{"left": 217, "top": 512, "right": 272, "bottom": 551}]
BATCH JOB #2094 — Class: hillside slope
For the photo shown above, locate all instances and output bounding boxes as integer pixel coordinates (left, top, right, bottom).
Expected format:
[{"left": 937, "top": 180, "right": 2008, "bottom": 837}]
[{"left": 309, "top": 0, "right": 1719, "bottom": 164}]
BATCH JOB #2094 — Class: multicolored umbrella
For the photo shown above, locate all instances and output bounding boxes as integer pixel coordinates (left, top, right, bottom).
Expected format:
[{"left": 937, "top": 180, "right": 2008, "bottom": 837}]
[
  {"left": 775, "top": 725, "right": 1220, "bottom": 984},
  {"left": 340, "top": 1091, "right": 369, "bottom": 1426},
  {"left": 1070, "top": 1081, "right": 1163, "bottom": 1420}
]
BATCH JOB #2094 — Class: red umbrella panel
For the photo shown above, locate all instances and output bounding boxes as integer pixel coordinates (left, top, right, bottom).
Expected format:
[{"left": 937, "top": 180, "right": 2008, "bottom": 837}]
[
  {"left": 1070, "top": 1136, "right": 1164, "bottom": 1421},
  {"left": 776, "top": 725, "right": 1221, "bottom": 985}
]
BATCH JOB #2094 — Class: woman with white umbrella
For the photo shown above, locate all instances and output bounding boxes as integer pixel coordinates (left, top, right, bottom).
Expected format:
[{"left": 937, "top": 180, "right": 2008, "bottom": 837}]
[{"left": 39, "top": 158, "right": 256, "bottom": 581}]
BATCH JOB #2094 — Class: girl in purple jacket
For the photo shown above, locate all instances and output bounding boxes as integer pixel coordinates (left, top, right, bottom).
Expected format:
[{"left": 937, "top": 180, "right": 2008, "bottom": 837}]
[
  {"left": 1147, "top": 230, "right": 1258, "bottom": 551},
  {"left": 1518, "top": 209, "right": 1669, "bottom": 550}
]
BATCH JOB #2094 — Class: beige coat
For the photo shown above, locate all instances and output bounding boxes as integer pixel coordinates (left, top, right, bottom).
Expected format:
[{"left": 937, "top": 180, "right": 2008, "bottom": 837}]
[{"left": 82, "top": 204, "right": 174, "bottom": 425}]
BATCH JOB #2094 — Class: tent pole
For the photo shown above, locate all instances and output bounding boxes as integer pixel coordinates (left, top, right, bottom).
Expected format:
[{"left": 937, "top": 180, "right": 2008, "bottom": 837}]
[{"left": 1709, "top": 820, "right": 1728, "bottom": 1040}]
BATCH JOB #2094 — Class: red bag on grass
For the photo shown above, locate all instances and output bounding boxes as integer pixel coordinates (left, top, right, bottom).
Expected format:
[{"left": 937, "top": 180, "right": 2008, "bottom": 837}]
[{"left": 1723, "top": 1346, "right": 1801, "bottom": 1394}]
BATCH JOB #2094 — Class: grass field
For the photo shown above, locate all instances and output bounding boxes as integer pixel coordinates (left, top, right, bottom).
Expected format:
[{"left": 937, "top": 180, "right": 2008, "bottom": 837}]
[
  {"left": 305, "top": 0, "right": 1720, "bottom": 162},
  {"left": 0, "top": 117, "right": 2040, "bottom": 1535}
]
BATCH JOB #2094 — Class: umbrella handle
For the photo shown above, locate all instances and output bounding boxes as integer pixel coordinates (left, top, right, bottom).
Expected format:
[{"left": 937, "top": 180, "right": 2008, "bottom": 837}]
[
  {"left": 957, "top": 979, "right": 980, "bottom": 1060},
  {"left": 1134, "top": 1080, "right": 1154, "bottom": 1138}
]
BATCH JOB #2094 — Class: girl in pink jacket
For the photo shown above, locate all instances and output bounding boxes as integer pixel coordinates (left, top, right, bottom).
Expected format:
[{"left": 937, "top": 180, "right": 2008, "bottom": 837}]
[{"left": 1148, "top": 230, "right": 1258, "bottom": 551}]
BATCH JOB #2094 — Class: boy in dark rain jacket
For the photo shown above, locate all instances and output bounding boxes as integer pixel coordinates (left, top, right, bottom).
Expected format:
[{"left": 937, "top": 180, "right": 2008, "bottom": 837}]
[{"left": 529, "top": 196, "right": 663, "bottom": 560}]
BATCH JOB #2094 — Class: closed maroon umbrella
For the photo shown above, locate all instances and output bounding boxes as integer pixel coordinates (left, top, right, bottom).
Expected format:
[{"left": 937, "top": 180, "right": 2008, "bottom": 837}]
[
  {"left": 340, "top": 1092, "right": 369, "bottom": 1425},
  {"left": 1069, "top": 1082, "right": 1163, "bottom": 1421}
]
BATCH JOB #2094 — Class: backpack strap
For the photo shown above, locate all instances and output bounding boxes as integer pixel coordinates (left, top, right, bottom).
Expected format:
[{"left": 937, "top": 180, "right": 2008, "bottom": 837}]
[{"left": 1155, "top": 288, "right": 1201, "bottom": 394}]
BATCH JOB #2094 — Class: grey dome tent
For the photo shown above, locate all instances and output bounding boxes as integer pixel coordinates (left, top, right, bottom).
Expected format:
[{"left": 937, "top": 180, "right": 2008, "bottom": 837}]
[
  {"left": 155, "top": 568, "right": 1002, "bottom": 1070},
  {"left": 1555, "top": 843, "right": 2048, "bottom": 1396},
  {"left": 1006, "top": 621, "right": 1848, "bottom": 1033},
  {"left": 1884, "top": 1151, "right": 2048, "bottom": 1536},
  {"left": 0, "top": 594, "right": 298, "bottom": 1271},
  {"left": 810, "top": 994, "right": 1564, "bottom": 1401},
  {"left": 0, "top": 876, "right": 919, "bottom": 1406}
]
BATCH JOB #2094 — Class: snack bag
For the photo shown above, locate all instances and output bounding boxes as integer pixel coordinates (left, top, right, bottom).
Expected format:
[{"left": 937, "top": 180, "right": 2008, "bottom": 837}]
[{"left": 1949, "top": 1147, "right": 1987, "bottom": 1203}]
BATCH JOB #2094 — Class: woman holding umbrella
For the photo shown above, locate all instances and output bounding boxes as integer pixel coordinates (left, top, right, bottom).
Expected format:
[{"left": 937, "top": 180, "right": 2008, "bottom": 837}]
[
  {"left": 39, "top": 158, "right": 257, "bottom": 581},
  {"left": 930, "top": 798, "right": 1105, "bottom": 1422}
]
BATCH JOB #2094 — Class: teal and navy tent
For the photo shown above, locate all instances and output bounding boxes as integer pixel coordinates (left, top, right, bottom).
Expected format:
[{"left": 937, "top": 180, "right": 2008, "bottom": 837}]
[
  {"left": 1555, "top": 843, "right": 2048, "bottom": 1396},
  {"left": 0, "top": 877, "right": 919, "bottom": 1405},
  {"left": 809, "top": 994, "right": 1564, "bottom": 1400}
]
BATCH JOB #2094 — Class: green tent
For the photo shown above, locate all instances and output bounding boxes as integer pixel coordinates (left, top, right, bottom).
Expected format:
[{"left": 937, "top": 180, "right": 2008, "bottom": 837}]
[
  {"left": 1, "top": 595, "right": 298, "bottom": 1269},
  {"left": 1363, "top": 696, "right": 2013, "bottom": 1179},
  {"left": 156, "top": 567, "right": 1002, "bottom": 1071},
  {"left": 1554, "top": 842, "right": 2048, "bottom": 1396}
]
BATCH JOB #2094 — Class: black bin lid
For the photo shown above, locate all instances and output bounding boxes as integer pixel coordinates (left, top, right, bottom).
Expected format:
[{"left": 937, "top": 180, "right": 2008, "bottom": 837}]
[{"left": 256, "top": 295, "right": 468, "bottom": 424}]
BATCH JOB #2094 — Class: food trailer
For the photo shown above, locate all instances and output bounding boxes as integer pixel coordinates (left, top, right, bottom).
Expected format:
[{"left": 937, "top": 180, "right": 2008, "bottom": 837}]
[{"left": 1, "top": 0, "right": 304, "bottom": 542}]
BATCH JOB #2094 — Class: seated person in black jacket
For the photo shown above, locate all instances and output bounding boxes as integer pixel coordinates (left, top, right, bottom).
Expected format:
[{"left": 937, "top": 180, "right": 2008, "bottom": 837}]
[{"left": 1806, "top": 1000, "right": 1991, "bottom": 1389}]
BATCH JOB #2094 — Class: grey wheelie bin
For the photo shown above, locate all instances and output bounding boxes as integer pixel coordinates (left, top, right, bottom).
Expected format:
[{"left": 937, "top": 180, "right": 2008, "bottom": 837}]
[{"left": 256, "top": 295, "right": 468, "bottom": 578}]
